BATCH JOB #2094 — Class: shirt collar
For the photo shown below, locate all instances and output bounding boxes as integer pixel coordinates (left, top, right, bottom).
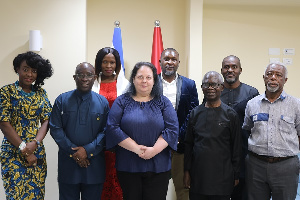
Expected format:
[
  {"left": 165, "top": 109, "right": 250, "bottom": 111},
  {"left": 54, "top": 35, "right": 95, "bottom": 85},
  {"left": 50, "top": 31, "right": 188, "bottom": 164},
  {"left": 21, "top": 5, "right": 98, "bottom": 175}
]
[
  {"left": 75, "top": 89, "right": 92, "bottom": 101},
  {"left": 261, "top": 90, "right": 287, "bottom": 102}
]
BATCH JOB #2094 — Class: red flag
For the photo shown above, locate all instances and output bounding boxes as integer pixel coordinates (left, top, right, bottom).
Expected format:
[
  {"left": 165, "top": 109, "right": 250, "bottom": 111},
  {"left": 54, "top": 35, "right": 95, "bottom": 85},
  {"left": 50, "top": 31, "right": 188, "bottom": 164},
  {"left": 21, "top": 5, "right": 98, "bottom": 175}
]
[{"left": 151, "top": 21, "right": 164, "bottom": 74}]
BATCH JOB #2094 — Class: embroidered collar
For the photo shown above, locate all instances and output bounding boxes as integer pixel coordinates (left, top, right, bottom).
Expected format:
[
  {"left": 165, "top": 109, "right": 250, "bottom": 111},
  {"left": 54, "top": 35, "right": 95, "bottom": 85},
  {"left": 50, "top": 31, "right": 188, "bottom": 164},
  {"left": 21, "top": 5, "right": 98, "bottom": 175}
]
[{"left": 15, "top": 81, "right": 36, "bottom": 97}]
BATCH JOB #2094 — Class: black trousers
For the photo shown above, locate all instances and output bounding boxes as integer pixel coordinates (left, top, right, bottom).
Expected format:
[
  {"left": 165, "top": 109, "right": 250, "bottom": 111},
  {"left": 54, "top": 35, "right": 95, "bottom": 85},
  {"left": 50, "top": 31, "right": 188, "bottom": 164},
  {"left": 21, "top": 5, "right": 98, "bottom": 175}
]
[
  {"left": 189, "top": 192, "right": 231, "bottom": 200},
  {"left": 117, "top": 170, "right": 170, "bottom": 200},
  {"left": 59, "top": 182, "right": 103, "bottom": 200}
]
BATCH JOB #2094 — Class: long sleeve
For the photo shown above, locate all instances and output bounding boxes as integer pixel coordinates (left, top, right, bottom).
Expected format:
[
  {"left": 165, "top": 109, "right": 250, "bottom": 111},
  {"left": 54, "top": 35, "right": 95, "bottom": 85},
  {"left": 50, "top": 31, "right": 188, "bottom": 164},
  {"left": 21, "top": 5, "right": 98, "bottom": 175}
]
[
  {"left": 229, "top": 109, "right": 241, "bottom": 180},
  {"left": 106, "top": 96, "right": 129, "bottom": 149},
  {"left": 179, "top": 80, "right": 199, "bottom": 141},
  {"left": 184, "top": 109, "right": 196, "bottom": 171},
  {"left": 49, "top": 95, "right": 77, "bottom": 155},
  {"left": 161, "top": 96, "right": 179, "bottom": 150},
  {"left": 83, "top": 104, "right": 109, "bottom": 158}
]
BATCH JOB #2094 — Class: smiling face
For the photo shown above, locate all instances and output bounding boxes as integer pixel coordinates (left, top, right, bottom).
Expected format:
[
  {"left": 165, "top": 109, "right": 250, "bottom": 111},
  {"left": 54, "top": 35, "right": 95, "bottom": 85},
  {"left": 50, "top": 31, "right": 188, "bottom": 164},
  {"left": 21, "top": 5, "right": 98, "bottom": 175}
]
[
  {"left": 160, "top": 49, "right": 180, "bottom": 78},
  {"left": 101, "top": 53, "right": 117, "bottom": 77},
  {"left": 221, "top": 56, "right": 242, "bottom": 85},
  {"left": 17, "top": 60, "right": 37, "bottom": 90},
  {"left": 263, "top": 63, "right": 287, "bottom": 95},
  {"left": 133, "top": 65, "right": 154, "bottom": 97},
  {"left": 73, "top": 63, "right": 96, "bottom": 93},
  {"left": 202, "top": 73, "right": 224, "bottom": 102}
]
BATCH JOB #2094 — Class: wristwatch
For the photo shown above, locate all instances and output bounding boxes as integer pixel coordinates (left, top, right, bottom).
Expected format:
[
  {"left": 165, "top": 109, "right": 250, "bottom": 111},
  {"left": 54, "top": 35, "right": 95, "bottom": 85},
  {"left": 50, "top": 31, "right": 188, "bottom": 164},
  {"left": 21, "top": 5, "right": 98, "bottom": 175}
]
[
  {"left": 19, "top": 141, "right": 26, "bottom": 151},
  {"left": 33, "top": 138, "right": 41, "bottom": 146}
]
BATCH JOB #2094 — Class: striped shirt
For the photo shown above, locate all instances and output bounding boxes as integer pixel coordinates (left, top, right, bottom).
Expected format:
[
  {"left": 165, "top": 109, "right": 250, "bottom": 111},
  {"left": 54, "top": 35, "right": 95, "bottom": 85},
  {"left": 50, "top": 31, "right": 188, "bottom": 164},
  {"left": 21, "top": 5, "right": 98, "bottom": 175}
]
[{"left": 243, "top": 91, "right": 300, "bottom": 157}]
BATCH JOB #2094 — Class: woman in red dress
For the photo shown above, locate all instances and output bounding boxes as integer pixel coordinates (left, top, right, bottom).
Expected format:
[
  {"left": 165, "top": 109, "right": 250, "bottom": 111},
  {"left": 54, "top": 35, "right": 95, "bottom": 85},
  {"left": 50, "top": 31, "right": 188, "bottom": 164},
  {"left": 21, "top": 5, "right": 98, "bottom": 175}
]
[{"left": 92, "top": 47, "right": 129, "bottom": 200}]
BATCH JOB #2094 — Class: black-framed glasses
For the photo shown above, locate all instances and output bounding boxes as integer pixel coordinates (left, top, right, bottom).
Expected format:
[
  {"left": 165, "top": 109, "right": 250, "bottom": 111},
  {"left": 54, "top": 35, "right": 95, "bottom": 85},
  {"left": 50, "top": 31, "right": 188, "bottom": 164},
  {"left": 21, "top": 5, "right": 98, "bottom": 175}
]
[
  {"left": 201, "top": 83, "right": 222, "bottom": 89},
  {"left": 74, "top": 74, "right": 96, "bottom": 80}
]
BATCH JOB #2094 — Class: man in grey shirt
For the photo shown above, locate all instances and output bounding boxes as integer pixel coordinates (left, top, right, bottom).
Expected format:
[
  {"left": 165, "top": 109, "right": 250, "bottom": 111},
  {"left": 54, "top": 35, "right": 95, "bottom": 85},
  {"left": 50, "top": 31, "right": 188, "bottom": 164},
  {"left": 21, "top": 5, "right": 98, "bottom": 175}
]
[{"left": 243, "top": 62, "right": 300, "bottom": 200}]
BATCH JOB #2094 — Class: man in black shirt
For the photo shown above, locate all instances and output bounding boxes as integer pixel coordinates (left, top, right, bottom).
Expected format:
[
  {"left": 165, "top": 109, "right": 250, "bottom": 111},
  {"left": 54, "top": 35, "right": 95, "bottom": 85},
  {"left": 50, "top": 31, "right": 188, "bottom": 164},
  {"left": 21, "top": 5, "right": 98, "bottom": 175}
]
[{"left": 220, "top": 55, "right": 259, "bottom": 200}]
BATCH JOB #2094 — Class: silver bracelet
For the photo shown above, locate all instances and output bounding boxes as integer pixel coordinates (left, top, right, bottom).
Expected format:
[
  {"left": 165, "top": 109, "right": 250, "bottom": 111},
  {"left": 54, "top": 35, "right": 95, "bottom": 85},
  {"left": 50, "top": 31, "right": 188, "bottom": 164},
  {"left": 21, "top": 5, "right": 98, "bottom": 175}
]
[{"left": 19, "top": 141, "right": 26, "bottom": 151}]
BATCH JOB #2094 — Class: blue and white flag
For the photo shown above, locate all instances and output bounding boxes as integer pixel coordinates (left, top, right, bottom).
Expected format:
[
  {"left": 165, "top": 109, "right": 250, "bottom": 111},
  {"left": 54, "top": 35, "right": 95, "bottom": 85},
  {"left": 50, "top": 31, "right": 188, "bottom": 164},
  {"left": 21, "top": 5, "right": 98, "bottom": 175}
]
[{"left": 112, "top": 26, "right": 127, "bottom": 91}]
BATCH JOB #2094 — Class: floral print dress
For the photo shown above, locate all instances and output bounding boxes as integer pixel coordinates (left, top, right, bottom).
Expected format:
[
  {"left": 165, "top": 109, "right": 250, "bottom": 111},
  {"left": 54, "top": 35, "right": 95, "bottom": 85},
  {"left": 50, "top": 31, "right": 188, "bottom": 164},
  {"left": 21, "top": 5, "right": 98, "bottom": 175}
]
[{"left": 0, "top": 81, "right": 52, "bottom": 200}]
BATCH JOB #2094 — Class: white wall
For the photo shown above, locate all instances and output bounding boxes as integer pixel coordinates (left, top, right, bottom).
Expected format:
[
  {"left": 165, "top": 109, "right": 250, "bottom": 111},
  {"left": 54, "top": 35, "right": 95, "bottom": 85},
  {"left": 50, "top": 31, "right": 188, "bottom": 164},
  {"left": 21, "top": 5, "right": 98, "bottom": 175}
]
[
  {"left": 203, "top": 3, "right": 300, "bottom": 97},
  {"left": 0, "top": 1, "right": 86, "bottom": 199}
]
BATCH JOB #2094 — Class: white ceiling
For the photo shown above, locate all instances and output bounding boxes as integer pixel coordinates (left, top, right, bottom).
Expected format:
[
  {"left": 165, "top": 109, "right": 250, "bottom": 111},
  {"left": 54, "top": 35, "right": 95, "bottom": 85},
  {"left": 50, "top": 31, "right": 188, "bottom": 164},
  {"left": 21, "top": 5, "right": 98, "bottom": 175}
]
[{"left": 204, "top": 0, "right": 300, "bottom": 7}]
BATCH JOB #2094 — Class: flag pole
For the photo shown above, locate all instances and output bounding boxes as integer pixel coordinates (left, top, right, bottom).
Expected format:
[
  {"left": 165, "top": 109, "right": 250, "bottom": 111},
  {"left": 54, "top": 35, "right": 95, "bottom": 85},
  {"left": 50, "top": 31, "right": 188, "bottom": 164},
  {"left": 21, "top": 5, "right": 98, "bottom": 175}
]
[
  {"left": 112, "top": 21, "right": 127, "bottom": 94},
  {"left": 151, "top": 20, "right": 164, "bottom": 74}
]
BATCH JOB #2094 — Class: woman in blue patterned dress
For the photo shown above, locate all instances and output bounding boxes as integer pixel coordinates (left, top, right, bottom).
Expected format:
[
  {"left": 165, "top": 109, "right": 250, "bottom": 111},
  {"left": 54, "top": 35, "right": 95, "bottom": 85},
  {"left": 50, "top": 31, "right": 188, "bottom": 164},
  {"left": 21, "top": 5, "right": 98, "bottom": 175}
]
[{"left": 0, "top": 51, "right": 53, "bottom": 199}]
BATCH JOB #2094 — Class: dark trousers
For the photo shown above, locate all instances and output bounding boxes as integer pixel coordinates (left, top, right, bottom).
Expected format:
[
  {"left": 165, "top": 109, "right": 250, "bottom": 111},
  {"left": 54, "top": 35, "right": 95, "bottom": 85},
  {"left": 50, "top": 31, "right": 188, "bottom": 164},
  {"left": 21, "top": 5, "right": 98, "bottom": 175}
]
[
  {"left": 246, "top": 154, "right": 299, "bottom": 200},
  {"left": 59, "top": 182, "right": 103, "bottom": 200},
  {"left": 117, "top": 170, "right": 170, "bottom": 200},
  {"left": 189, "top": 193, "right": 230, "bottom": 200}
]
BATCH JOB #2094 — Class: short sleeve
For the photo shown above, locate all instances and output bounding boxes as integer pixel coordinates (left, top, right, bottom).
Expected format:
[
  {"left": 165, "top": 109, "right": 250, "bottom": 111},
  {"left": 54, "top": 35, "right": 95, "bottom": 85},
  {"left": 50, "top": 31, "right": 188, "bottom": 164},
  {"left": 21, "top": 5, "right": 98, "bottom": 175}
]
[
  {"left": 39, "top": 89, "right": 52, "bottom": 122},
  {"left": 0, "top": 86, "right": 12, "bottom": 122}
]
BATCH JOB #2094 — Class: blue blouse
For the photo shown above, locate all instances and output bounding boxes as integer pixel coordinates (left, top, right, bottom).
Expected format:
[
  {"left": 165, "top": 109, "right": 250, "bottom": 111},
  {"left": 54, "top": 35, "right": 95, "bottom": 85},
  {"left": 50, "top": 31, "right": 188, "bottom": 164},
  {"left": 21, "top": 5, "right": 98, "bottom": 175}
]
[{"left": 106, "top": 94, "right": 179, "bottom": 173}]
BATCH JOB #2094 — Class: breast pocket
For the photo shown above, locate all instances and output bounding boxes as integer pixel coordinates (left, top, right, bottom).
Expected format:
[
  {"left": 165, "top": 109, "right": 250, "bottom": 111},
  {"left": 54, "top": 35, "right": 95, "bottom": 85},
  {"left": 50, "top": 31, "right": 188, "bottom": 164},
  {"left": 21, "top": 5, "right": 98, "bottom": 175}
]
[
  {"left": 279, "top": 115, "right": 295, "bottom": 134},
  {"left": 90, "top": 112, "right": 107, "bottom": 131}
]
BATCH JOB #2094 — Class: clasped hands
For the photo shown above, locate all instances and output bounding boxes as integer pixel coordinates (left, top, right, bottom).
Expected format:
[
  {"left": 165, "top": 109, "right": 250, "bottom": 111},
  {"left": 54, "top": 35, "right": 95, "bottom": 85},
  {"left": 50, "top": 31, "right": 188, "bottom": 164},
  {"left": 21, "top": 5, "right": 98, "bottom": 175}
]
[
  {"left": 135, "top": 145, "right": 158, "bottom": 160},
  {"left": 72, "top": 146, "right": 90, "bottom": 168},
  {"left": 21, "top": 141, "right": 38, "bottom": 167}
]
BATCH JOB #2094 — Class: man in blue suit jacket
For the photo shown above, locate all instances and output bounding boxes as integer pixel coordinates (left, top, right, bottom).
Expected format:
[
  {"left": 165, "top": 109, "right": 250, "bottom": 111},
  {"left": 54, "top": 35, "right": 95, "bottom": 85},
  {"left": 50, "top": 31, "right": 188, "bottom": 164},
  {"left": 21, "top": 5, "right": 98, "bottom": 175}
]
[
  {"left": 50, "top": 62, "right": 109, "bottom": 200},
  {"left": 159, "top": 48, "right": 199, "bottom": 200}
]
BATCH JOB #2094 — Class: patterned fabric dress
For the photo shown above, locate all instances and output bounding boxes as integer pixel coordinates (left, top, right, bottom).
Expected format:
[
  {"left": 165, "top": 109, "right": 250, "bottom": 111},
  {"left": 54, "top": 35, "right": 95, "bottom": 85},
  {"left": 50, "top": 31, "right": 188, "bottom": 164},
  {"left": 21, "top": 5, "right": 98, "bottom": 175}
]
[
  {"left": 0, "top": 81, "right": 52, "bottom": 200},
  {"left": 99, "top": 80, "right": 123, "bottom": 200}
]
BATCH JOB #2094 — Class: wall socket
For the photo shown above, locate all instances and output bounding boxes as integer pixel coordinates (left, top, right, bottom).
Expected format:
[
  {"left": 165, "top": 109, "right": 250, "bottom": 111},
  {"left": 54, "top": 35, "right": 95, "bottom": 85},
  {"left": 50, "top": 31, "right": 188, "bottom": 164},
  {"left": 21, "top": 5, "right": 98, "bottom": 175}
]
[{"left": 283, "top": 58, "right": 293, "bottom": 65}]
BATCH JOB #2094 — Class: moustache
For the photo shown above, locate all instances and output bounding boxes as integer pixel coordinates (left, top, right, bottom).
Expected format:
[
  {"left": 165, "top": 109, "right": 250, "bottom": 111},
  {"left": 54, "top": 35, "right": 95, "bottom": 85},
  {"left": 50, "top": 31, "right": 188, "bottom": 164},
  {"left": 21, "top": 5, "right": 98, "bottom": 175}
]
[{"left": 267, "top": 82, "right": 279, "bottom": 87}]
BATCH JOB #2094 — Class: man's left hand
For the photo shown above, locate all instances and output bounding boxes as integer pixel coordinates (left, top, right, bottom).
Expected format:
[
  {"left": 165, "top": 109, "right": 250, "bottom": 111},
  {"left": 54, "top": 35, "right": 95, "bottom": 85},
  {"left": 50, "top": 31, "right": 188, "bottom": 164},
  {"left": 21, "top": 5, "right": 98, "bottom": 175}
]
[{"left": 72, "top": 146, "right": 88, "bottom": 162}]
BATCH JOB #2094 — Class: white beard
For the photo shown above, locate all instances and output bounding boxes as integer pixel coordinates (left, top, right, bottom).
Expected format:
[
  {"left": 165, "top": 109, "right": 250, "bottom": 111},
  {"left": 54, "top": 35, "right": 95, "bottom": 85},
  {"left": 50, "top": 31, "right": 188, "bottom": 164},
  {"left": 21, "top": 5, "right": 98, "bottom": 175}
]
[{"left": 267, "top": 84, "right": 279, "bottom": 93}]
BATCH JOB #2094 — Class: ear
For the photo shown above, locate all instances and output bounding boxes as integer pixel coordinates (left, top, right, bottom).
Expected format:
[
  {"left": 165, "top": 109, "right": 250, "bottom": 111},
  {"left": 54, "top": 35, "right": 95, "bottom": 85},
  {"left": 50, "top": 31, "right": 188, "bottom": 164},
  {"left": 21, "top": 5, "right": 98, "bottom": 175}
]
[
  {"left": 285, "top": 77, "right": 288, "bottom": 83},
  {"left": 73, "top": 75, "right": 76, "bottom": 81},
  {"left": 220, "top": 84, "right": 224, "bottom": 92},
  {"left": 240, "top": 67, "right": 242, "bottom": 73}
]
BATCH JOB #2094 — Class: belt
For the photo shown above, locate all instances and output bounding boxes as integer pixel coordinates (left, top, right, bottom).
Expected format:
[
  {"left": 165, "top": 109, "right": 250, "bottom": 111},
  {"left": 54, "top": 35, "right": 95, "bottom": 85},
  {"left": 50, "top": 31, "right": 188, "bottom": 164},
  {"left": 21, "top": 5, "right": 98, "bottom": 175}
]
[{"left": 249, "top": 151, "right": 295, "bottom": 163}]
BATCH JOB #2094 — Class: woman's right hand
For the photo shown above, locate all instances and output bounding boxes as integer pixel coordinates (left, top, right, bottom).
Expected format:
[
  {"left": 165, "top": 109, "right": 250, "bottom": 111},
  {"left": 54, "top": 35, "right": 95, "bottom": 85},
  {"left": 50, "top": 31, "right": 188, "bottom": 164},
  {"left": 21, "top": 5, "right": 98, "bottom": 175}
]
[
  {"left": 26, "top": 154, "right": 38, "bottom": 167},
  {"left": 21, "top": 141, "right": 37, "bottom": 156},
  {"left": 135, "top": 145, "right": 146, "bottom": 155}
]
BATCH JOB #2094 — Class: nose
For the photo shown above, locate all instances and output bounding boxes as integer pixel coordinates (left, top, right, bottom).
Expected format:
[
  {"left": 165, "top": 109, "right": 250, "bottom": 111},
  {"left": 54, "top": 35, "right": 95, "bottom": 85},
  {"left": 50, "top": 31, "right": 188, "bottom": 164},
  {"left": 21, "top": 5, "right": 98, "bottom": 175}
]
[
  {"left": 167, "top": 59, "right": 173, "bottom": 65},
  {"left": 26, "top": 70, "right": 33, "bottom": 77},
  {"left": 228, "top": 67, "right": 233, "bottom": 72},
  {"left": 270, "top": 73, "right": 277, "bottom": 80}
]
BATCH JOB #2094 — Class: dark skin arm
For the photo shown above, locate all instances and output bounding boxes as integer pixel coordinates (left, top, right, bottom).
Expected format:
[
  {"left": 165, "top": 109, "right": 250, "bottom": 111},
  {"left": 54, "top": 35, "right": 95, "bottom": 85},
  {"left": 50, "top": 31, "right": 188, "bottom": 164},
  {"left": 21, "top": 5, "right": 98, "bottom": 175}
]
[
  {"left": 0, "top": 120, "right": 49, "bottom": 166},
  {"left": 0, "top": 121, "right": 23, "bottom": 148}
]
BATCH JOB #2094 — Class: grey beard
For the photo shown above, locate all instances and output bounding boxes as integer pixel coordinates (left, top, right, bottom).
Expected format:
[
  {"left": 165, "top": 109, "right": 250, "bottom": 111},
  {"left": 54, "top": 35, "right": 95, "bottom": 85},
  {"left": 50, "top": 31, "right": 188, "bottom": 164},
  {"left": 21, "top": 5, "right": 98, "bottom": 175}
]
[
  {"left": 163, "top": 70, "right": 175, "bottom": 76},
  {"left": 267, "top": 85, "right": 279, "bottom": 93},
  {"left": 225, "top": 77, "right": 237, "bottom": 84}
]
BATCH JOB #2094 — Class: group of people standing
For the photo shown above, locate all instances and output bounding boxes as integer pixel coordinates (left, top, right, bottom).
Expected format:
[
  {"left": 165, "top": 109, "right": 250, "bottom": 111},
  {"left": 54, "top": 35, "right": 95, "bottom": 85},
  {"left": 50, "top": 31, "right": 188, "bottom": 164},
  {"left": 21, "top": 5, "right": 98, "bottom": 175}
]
[{"left": 0, "top": 47, "right": 299, "bottom": 200}]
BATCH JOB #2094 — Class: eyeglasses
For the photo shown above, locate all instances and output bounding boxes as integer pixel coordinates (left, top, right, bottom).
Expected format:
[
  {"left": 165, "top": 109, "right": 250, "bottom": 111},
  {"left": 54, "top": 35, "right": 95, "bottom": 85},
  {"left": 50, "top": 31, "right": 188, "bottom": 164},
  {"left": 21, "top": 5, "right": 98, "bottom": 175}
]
[
  {"left": 201, "top": 83, "right": 222, "bottom": 89},
  {"left": 74, "top": 74, "right": 96, "bottom": 80}
]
